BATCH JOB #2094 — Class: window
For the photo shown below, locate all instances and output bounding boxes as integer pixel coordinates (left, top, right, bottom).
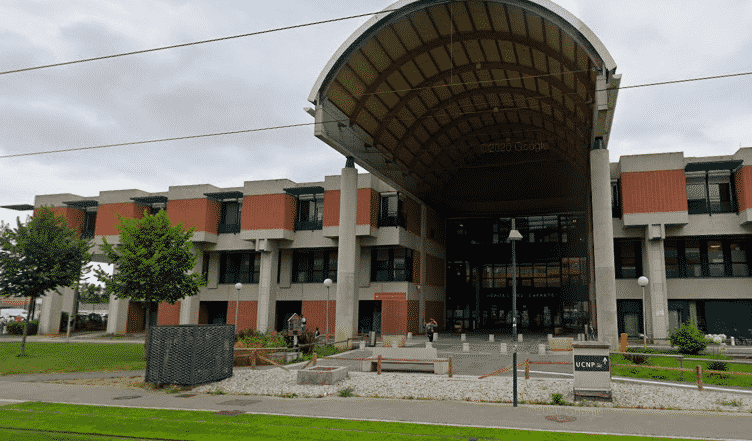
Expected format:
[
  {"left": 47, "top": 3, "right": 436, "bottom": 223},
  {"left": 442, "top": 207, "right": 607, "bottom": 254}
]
[
  {"left": 81, "top": 210, "right": 97, "bottom": 239},
  {"left": 665, "top": 237, "right": 751, "bottom": 278},
  {"left": 219, "top": 252, "right": 259, "bottom": 284},
  {"left": 686, "top": 170, "right": 736, "bottom": 214},
  {"left": 611, "top": 180, "right": 621, "bottom": 218},
  {"left": 379, "top": 193, "right": 406, "bottom": 228},
  {"left": 219, "top": 201, "right": 242, "bottom": 234},
  {"left": 371, "top": 247, "right": 413, "bottom": 282},
  {"left": 292, "top": 249, "right": 337, "bottom": 283},
  {"left": 296, "top": 194, "right": 324, "bottom": 230},
  {"left": 614, "top": 240, "right": 642, "bottom": 279}
]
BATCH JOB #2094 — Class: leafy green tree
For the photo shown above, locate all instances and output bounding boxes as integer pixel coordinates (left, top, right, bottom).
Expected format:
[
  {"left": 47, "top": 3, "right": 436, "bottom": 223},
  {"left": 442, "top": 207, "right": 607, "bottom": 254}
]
[
  {"left": 94, "top": 210, "right": 206, "bottom": 357},
  {"left": 0, "top": 206, "right": 92, "bottom": 356},
  {"left": 78, "top": 282, "right": 108, "bottom": 304},
  {"left": 669, "top": 322, "right": 710, "bottom": 355}
]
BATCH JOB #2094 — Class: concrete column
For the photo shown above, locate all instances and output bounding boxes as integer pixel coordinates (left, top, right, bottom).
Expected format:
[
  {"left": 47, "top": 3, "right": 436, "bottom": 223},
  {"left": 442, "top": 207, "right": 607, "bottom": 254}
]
[
  {"left": 38, "top": 288, "right": 68, "bottom": 334},
  {"left": 256, "top": 240, "right": 279, "bottom": 333},
  {"left": 644, "top": 232, "right": 669, "bottom": 340},
  {"left": 419, "top": 204, "right": 427, "bottom": 326},
  {"left": 590, "top": 144, "right": 618, "bottom": 348},
  {"left": 179, "top": 249, "right": 203, "bottom": 325},
  {"left": 106, "top": 293, "right": 129, "bottom": 334},
  {"left": 335, "top": 158, "right": 359, "bottom": 344}
]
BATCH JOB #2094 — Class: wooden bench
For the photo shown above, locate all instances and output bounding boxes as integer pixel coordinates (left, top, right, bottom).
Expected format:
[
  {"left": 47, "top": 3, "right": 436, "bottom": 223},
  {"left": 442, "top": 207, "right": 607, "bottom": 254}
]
[{"left": 361, "top": 347, "right": 449, "bottom": 375}]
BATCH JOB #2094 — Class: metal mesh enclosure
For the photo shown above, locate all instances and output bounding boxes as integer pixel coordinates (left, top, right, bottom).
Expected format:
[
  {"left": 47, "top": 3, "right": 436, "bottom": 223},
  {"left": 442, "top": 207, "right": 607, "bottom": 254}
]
[{"left": 145, "top": 325, "right": 234, "bottom": 386}]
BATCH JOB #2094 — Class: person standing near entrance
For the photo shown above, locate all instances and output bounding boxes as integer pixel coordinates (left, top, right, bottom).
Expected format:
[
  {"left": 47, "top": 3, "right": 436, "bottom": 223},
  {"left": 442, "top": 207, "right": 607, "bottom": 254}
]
[{"left": 425, "top": 318, "right": 437, "bottom": 342}]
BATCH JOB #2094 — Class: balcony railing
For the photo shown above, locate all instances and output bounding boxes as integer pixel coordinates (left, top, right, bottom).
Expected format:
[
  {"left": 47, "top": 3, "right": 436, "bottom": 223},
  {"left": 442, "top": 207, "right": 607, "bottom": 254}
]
[
  {"left": 80, "top": 230, "right": 95, "bottom": 239},
  {"left": 379, "top": 212, "right": 406, "bottom": 228}
]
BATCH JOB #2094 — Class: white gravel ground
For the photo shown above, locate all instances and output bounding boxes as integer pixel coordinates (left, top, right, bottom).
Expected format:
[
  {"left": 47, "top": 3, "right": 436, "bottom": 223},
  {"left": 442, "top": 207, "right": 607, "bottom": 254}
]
[{"left": 190, "top": 368, "right": 752, "bottom": 413}]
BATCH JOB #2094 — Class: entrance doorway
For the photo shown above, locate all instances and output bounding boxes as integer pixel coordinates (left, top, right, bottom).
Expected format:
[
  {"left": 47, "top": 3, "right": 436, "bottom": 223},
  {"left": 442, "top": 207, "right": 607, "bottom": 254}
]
[
  {"left": 199, "top": 301, "right": 227, "bottom": 325},
  {"left": 358, "top": 300, "right": 381, "bottom": 334}
]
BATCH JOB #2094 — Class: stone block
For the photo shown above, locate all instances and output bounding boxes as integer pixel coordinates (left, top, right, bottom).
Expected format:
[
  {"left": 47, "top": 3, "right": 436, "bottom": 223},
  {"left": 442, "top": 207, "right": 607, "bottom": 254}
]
[{"left": 296, "top": 366, "right": 349, "bottom": 385}]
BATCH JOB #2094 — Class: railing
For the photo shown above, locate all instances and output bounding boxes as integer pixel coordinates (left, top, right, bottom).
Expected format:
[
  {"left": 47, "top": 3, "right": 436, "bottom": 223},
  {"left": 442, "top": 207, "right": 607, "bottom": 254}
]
[
  {"left": 218, "top": 223, "right": 240, "bottom": 234},
  {"left": 295, "top": 220, "right": 323, "bottom": 231},
  {"left": 379, "top": 212, "right": 406, "bottom": 228}
]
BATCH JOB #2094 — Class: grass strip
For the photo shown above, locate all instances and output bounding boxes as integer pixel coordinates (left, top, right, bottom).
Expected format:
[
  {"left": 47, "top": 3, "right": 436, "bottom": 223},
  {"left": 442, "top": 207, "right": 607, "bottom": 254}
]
[
  {"left": 0, "top": 402, "right": 703, "bottom": 441},
  {"left": 0, "top": 342, "right": 146, "bottom": 376},
  {"left": 610, "top": 353, "right": 752, "bottom": 388}
]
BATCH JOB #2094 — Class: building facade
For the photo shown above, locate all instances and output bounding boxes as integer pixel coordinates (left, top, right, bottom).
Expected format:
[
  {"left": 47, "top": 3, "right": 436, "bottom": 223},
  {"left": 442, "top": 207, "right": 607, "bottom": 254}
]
[
  {"left": 11, "top": 148, "right": 752, "bottom": 344},
  {"left": 5, "top": 1, "right": 752, "bottom": 345}
]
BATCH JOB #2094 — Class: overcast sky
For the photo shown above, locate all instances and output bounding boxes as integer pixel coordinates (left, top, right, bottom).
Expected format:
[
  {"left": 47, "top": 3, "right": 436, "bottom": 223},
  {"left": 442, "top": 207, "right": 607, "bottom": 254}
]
[{"left": 2, "top": 0, "right": 752, "bottom": 231}]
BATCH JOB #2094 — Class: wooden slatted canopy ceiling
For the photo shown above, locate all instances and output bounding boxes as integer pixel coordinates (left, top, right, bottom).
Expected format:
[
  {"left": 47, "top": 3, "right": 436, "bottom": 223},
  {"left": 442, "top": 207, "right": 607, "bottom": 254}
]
[{"left": 309, "top": 0, "right": 620, "bottom": 216}]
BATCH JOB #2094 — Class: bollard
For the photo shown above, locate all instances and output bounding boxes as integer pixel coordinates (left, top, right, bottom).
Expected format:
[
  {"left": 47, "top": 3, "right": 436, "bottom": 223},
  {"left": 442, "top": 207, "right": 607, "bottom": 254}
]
[
  {"left": 391, "top": 341, "right": 399, "bottom": 348},
  {"left": 425, "top": 342, "right": 433, "bottom": 349},
  {"left": 433, "top": 332, "right": 438, "bottom": 341},
  {"left": 407, "top": 332, "right": 412, "bottom": 340},
  {"left": 731, "top": 337, "right": 735, "bottom": 346},
  {"left": 448, "top": 357, "right": 453, "bottom": 378},
  {"left": 489, "top": 334, "right": 495, "bottom": 342},
  {"left": 377, "top": 355, "right": 382, "bottom": 375},
  {"left": 499, "top": 343, "right": 508, "bottom": 354},
  {"left": 461, "top": 333, "right": 466, "bottom": 342},
  {"left": 538, "top": 343, "right": 546, "bottom": 355},
  {"left": 518, "top": 334, "right": 523, "bottom": 342},
  {"left": 547, "top": 333, "right": 553, "bottom": 341},
  {"left": 619, "top": 333, "right": 629, "bottom": 352},
  {"left": 463, "top": 342, "right": 470, "bottom": 353},
  {"left": 312, "top": 352, "right": 317, "bottom": 367},
  {"left": 578, "top": 333, "right": 584, "bottom": 341},
  {"left": 359, "top": 341, "right": 366, "bottom": 350},
  {"left": 524, "top": 359, "right": 530, "bottom": 380},
  {"left": 696, "top": 364, "right": 702, "bottom": 390}
]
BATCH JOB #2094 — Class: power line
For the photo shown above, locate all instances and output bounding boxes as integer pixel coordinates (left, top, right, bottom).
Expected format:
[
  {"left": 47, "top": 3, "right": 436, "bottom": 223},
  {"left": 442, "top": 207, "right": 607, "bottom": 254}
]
[
  {"left": 1, "top": 70, "right": 750, "bottom": 159},
  {"left": 0, "top": 8, "right": 400, "bottom": 77}
]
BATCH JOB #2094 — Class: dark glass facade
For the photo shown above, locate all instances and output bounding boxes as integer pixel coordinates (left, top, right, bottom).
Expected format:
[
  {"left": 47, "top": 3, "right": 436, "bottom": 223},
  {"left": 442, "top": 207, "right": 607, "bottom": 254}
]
[{"left": 445, "top": 214, "right": 589, "bottom": 333}]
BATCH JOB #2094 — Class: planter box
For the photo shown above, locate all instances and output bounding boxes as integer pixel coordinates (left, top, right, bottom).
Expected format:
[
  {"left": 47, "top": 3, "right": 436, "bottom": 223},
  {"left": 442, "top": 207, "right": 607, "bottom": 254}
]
[{"left": 296, "top": 366, "right": 349, "bottom": 385}]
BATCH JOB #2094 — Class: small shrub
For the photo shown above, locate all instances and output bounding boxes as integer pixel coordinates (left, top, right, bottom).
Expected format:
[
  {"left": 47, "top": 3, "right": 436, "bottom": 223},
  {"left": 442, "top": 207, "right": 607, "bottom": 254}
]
[
  {"left": 669, "top": 323, "right": 709, "bottom": 355},
  {"left": 164, "top": 385, "right": 181, "bottom": 394},
  {"left": 209, "top": 389, "right": 225, "bottom": 395},
  {"left": 5, "top": 320, "right": 39, "bottom": 335},
  {"left": 278, "top": 392, "right": 298, "bottom": 398},
  {"left": 716, "top": 399, "right": 741, "bottom": 407},
  {"left": 551, "top": 393, "right": 565, "bottom": 405},
  {"left": 707, "top": 361, "right": 729, "bottom": 372},
  {"left": 338, "top": 387, "right": 354, "bottom": 397}
]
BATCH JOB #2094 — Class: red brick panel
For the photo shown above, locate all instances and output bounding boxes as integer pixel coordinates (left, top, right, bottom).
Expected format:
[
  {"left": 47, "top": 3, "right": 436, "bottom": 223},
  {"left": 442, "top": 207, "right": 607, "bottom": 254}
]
[
  {"left": 426, "top": 254, "right": 445, "bottom": 287},
  {"left": 226, "top": 301, "right": 258, "bottom": 333},
  {"left": 375, "top": 292, "right": 407, "bottom": 335},
  {"left": 241, "top": 194, "right": 296, "bottom": 231},
  {"left": 48, "top": 206, "right": 86, "bottom": 233},
  {"left": 735, "top": 166, "right": 752, "bottom": 212},
  {"left": 323, "top": 190, "right": 340, "bottom": 227},
  {"left": 126, "top": 301, "right": 145, "bottom": 334},
  {"left": 302, "top": 300, "right": 336, "bottom": 336},
  {"left": 403, "top": 196, "right": 421, "bottom": 236},
  {"left": 166, "top": 199, "right": 221, "bottom": 234},
  {"left": 0, "top": 297, "right": 32, "bottom": 307},
  {"left": 406, "top": 300, "right": 420, "bottom": 335},
  {"left": 157, "top": 301, "right": 181, "bottom": 326},
  {"left": 95, "top": 203, "right": 148, "bottom": 236},
  {"left": 621, "top": 169, "right": 688, "bottom": 214},
  {"left": 425, "top": 300, "right": 445, "bottom": 331},
  {"left": 356, "top": 188, "right": 379, "bottom": 227}
]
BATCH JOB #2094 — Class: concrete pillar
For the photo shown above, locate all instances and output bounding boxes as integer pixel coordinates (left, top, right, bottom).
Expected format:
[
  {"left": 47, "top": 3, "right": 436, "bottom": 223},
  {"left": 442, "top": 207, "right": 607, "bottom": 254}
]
[
  {"left": 256, "top": 240, "right": 279, "bottom": 333},
  {"left": 419, "top": 204, "right": 427, "bottom": 326},
  {"left": 644, "top": 232, "right": 669, "bottom": 340},
  {"left": 335, "top": 158, "right": 359, "bottom": 344},
  {"left": 106, "top": 294, "right": 129, "bottom": 335},
  {"left": 590, "top": 144, "right": 618, "bottom": 348},
  {"left": 180, "top": 247, "right": 203, "bottom": 325},
  {"left": 38, "top": 288, "right": 67, "bottom": 334}
]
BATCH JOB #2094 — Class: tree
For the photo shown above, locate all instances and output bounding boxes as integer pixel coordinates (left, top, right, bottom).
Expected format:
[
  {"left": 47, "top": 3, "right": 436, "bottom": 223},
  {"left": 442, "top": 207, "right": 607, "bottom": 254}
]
[
  {"left": 78, "top": 282, "right": 108, "bottom": 304},
  {"left": 94, "top": 210, "right": 206, "bottom": 357},
  {"left": 0, "top": 206, "right": 92, "bottom": 356}
]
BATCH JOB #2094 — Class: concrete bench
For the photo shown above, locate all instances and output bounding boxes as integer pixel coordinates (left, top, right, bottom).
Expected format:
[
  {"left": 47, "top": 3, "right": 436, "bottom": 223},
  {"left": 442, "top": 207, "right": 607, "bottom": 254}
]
[{"left": 361, "top": 347, "right": 449, "bottom": 375}]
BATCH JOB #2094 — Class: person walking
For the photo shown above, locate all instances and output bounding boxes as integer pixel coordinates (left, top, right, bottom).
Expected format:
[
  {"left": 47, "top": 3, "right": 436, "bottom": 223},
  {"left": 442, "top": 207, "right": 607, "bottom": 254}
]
[{"left": 425, "top": 318, "right": 437, "bottom": 342}]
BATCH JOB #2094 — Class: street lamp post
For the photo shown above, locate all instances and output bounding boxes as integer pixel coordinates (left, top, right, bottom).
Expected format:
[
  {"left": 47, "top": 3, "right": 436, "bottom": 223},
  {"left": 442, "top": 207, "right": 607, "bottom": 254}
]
[
  {"left": 324, "top": 278, "right": 333, "bottom": 344},
  {"left": 507, "top": 219, "right": 523, "bottom": 407},
  {"left": 637, "top": 276, "right": 649, "bottom": 344},
  {"left": 234, "top": 283, "right": 243, "bottom": 332}
]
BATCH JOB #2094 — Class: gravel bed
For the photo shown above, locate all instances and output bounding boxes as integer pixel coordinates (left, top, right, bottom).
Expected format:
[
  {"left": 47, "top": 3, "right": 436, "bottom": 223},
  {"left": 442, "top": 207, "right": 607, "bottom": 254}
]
[{"left": 191, "top": 368, "right": 752, "bottom": 413}]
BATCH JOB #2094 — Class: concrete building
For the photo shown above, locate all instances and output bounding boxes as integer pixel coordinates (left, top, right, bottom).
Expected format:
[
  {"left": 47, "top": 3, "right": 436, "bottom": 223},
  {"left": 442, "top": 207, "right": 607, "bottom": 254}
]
[{"left": 3, "top": 0, "right": 751, "bottom": 345}]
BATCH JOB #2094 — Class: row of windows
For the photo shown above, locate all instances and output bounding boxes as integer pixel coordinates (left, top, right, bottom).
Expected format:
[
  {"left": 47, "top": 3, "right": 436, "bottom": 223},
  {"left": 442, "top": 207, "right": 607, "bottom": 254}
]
[
  {"left": 478, "top": 258, "right": 588, "bottom": 288},
  {"left": 611, "top": 169, "right": 738, "bottom": 218},
  {"left": 614, "top": 237, "right": 751, "bottom": 279},
  {"left": 449, "top": 215, "right": 586, "bottom": 247}
]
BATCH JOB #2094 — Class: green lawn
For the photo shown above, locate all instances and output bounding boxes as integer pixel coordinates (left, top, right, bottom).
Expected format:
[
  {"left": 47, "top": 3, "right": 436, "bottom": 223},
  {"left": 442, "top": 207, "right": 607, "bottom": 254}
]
[
  {"left": 0, "top": 342, "right": 146, "bottom": 376},
  {"left": 611, "top": 352, "right": 752, "bottom": 388},
  {"left": 0, "top": 402, "right": 703, "bottom": 441}
]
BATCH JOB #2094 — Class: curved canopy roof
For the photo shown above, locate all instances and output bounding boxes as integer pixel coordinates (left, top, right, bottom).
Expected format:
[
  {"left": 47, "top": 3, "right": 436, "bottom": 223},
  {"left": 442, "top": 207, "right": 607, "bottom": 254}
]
[{"left": 310, "top": 0, "right": 620, "bottom": 216}]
